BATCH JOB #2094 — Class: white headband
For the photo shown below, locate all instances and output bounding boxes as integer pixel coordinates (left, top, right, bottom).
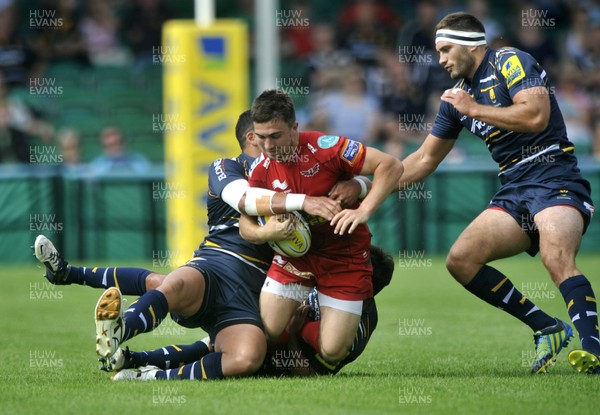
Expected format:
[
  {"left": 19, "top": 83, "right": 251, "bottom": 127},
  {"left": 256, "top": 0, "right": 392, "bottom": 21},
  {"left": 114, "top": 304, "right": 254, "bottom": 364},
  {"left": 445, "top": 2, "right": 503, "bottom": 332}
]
[{"left": 435, "top": 29, "right": 487, "bottom": 46}]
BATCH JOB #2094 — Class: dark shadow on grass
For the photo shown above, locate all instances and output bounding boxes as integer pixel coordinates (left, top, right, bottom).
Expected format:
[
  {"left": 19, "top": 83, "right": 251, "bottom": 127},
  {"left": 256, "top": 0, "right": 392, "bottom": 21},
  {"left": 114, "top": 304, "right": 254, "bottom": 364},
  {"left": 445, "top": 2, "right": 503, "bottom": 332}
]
[{"left": 333, "top": 368, "right": 580, "bottom": 379}]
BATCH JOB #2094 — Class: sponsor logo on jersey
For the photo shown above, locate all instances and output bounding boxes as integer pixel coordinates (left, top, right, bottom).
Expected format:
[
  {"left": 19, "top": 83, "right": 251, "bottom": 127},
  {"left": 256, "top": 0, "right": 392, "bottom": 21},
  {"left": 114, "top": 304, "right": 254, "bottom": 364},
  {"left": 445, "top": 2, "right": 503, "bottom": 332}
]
[
  {"left": 283, "top": 262, "right": 314, "bottom": 279},
  {"left": 317, "top": 135, "right": 340, "bottom": 149},
  {"left": 213, "top": 159, "right": 227, "bottom": 181},
  {"left": 272, "top": 179, "right": 289, "bottom": 190},
  {"left": 470, "top": 119, "right": 493, "bottom": 137},
  {"left": 307, "top": 143, "right": 318, "bottom": 154},
  {"left": 340, "top": 139, "right": 363, "bottom": 166},
  {"left": 300, "top": 163, "right": 320, "bottom": 177},
  {"left": 557, "top": 189, "right": 572, "bottom": 200},
  {"left": 502, "top": 55, "right": 525, "bottom": 88}
]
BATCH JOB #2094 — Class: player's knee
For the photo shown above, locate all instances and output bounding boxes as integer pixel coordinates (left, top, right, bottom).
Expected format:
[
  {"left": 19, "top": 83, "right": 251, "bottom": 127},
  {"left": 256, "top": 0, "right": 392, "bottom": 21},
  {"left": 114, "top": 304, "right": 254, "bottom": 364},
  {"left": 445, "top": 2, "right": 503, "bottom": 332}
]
[
  {"left": 445, "top": 248, "right": 466, "bottom": 277},
  {"left": 446, "top": 250, "right": 478, "bottom": 284},
  {"left": 319, "top": 342, "right": 349, "bottom": 364},
  {"left": 224, "top": 348, "right": 265, "bottom": 377},
  {"left": 539, "top": 249, "right": 575, "bottom": 285},
  {"left": 145, "top": 273, "right": 165, "bottom": 291}
]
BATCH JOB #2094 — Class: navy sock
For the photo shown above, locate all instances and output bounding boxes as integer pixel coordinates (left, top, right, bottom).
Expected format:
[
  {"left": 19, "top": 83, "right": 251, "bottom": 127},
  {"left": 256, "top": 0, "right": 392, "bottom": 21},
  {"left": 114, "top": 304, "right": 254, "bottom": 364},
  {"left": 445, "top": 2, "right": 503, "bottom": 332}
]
[
  {"left": 130, "top": 341, "right": 210, "bottom": 370},
  {"left": 122, "top": 290, "right": 169, "bottom": 342},
  {"left": 156, "top": 352, "right": 224, "bottom": 380},
  {"left": 464, "top": 265, "right": 556, "bottom": 331},
  {"left": 559, "top": 275, "right": 600, "bottom": 355},
  {"left": 65, "top": 266, "right": 150, "bottom": 295}
]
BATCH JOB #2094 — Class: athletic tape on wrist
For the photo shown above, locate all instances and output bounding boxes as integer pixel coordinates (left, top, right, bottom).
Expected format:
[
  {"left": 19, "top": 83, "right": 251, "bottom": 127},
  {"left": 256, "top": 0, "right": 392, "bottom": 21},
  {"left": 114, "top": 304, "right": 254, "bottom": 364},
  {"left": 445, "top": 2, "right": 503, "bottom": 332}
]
[
  {"left": 353, "top": 177, "right": 368, "bottom": 199},
  {"left": 285, "top": 193, "right": 306, "bottom": 212}
]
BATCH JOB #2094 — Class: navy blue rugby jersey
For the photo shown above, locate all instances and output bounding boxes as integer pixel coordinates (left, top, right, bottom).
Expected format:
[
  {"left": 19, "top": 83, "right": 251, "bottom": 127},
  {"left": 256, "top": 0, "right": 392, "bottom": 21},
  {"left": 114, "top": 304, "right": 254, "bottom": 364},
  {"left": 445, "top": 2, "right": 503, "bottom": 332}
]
[
  {"left": 197, "top": 152, "right": 273, "bottom": 273},
  {"left": 431, "top": 47, "right": 576, "bottom": 175}
]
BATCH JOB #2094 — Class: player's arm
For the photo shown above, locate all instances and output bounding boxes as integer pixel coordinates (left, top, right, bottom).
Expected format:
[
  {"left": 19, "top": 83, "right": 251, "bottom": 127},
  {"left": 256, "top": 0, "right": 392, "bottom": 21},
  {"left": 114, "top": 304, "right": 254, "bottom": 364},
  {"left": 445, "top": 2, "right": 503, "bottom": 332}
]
[
  {"left": 238, "top": 213, "right": 295, "bottom": 244},
  {"left": 398, "top": 133, "right": 456, "bottom": 189},
  {"left": 328, "top": 176, "right": 371, "bottom": 207},
  {"left": 359, "top": 147, "right": 404, "bottom": 213},
  {"left": 222, "top": 180, "right": 341, "bottom": 220},
  {"left": 331, "top": 147, "right": 403, "bottom": 235},
  {"left": 284, "top": 304, "right": 316, "bottom": 377},
  {"left": 440, "top": 87, "right": 550, "bottom": 133}
]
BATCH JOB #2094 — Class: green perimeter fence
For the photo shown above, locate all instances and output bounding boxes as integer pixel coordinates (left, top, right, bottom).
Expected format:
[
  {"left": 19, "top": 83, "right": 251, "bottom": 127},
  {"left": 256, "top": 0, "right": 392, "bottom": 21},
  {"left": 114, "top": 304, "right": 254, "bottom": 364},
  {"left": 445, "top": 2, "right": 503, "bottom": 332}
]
[{"left": 2, "top": 160, "right": 599, "bottom": 264}]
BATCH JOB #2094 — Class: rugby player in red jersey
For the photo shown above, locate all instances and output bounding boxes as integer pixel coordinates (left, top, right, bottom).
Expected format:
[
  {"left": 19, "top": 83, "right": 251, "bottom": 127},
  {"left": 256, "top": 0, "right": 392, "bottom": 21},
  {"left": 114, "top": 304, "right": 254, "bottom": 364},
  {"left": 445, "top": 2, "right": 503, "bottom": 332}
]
[{"left": 240, "top": 89, "right": 403, "bottom": 367}]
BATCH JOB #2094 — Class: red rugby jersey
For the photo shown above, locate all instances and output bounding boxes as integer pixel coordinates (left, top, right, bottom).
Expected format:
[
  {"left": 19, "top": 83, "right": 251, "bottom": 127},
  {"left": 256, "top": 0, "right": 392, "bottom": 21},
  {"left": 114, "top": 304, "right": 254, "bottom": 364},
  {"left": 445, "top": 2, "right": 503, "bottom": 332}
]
[{"left": 249, "top": 131, "right": 371, "bottom": 257}]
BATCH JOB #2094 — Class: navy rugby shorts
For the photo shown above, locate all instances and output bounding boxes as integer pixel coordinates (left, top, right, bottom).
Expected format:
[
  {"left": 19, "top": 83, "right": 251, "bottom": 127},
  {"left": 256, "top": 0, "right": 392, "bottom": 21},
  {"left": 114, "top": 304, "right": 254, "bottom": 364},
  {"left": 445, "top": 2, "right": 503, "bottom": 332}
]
[
  {"left": 490, "top": 156, "right": 594, "bottom": 256},
  {"left": 170, "top": 249, "right": 265, "bottom": 341}
]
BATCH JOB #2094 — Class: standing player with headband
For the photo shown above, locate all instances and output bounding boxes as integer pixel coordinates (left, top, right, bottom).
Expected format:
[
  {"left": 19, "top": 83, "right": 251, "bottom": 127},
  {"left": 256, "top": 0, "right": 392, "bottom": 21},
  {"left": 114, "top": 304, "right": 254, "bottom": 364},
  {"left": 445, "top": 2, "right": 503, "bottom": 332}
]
[{"left": 336, "top": 12, "right": 599, "bottom": 374}]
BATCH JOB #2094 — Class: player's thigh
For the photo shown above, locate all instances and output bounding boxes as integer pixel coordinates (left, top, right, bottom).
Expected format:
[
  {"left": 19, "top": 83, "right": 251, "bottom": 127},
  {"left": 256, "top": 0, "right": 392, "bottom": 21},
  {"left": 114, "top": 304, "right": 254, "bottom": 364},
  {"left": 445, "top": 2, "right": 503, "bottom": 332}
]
[
  {"left": 318, "top": 306, "right": 361, "bottom": 363},
  {"left": 447, "top": 208, "right": 530, "bottom": 281},
  {"left": 214, "top": 323, "right": 267, "bottom": 376},
  {"left": 260, "top": 277, "right": 311, "bottom": 340},
  {"left": 259, "top": 291, "right": 302, "bottom": 340},
  {"left": 534, "top": 205, "right": 584, "bottom": 283},
  {"left": 157, "top": 266, "right": 205, "bottom": 317}
]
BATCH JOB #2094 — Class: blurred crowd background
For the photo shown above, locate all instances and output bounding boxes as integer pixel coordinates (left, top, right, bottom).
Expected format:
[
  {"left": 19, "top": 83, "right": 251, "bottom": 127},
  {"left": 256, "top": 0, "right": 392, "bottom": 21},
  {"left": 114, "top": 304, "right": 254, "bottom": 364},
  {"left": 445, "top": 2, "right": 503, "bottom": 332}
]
[{"left": 1, "top": 0, "right": 599, "bottom": 171}]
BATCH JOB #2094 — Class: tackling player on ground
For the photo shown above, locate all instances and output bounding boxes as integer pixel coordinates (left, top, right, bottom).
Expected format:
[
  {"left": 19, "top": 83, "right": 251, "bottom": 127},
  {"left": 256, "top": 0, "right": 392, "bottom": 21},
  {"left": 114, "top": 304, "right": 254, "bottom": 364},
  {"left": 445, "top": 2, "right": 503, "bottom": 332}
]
[
  {"left": 345, "top": 12, "right": 597, "bottom": 374},
  {"left": 81, "top": 245, "right": 394, "bottom": 379}
]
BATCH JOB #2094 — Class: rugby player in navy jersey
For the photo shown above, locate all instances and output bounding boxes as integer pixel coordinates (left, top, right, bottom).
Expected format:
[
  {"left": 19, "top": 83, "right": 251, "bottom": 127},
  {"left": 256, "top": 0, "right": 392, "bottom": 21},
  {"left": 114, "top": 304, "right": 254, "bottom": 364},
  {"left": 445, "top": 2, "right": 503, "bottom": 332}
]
[
  {"left": 34, "top": 110, "right": 356, "bottom": 381},
  {"left": 340, "top": 12, "right": 599, "bottom": 374}
]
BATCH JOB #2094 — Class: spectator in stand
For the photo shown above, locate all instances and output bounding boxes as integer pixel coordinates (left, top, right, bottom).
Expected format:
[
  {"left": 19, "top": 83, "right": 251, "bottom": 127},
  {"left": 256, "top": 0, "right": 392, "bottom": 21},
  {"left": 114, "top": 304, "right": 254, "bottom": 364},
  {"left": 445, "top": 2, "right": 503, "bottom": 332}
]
[
  {"left": 378, "top": 52, "right": 427, "bottom": 158},
  {"left": 303, "top": 23, "right": 354, "bottom": 97},
  {"left": 398, "top": 0, "right": 453, "bottom": 101},
  {"left": 563, "top": 5, "right": 600, "bottom": 160},
  {"left": 27, "top": 0, "right": 89, "bottom": 71},
  {"left": 336, "top": 0, "right": 398, "bottom": 67},
  {"left": 57, "top": 127, "right": 80, "bottom": 164},
  {"left": 555, "top": 65, "right": 594, "bottom": 154},
  {"left": 586, "top": 22, "right": 600, "bottom": 160},
  {"left": 280, "top": 0, "right": 314, "bottom": 61},
  {"left": 565, "top": 6, "right": 593, "bottom": 72},
  {"left": 0, "top": 0, "right": 36, "bottom": 86},
  {"left": 511, "top": 18, "right": 559, "bottom": 81},
  {"left": 467, "top": 0, "right": 503, "bottom": 45},
  {"left": 122, "top": 0, "right": 172, "bottom": 68},
  {"left": 309, "top": 64, "right": 382, "bottom": 143},
  {"left": 89, "top": 127, "right": 149, "bottom": 174},
  {"left": 0, "top": 72, "right": 54, "bottom": 163},
  {"left": 80, "top": 1, "right": 130, "bottom": 66}
]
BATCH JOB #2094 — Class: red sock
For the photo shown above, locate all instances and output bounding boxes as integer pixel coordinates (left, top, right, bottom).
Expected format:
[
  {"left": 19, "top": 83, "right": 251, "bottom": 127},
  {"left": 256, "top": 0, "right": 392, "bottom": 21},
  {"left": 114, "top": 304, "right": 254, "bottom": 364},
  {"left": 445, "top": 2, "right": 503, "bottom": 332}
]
[{"left": 299, "top": 320, "right": 321, "bottom": 353}]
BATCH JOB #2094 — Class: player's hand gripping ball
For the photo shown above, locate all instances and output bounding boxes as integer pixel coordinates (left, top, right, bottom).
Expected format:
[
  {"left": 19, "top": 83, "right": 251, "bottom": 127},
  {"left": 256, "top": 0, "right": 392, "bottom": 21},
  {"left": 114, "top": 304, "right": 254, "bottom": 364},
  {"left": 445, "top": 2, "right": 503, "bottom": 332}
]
[{"left": 257, "top": 211, "right": 311, "bottom": 257}]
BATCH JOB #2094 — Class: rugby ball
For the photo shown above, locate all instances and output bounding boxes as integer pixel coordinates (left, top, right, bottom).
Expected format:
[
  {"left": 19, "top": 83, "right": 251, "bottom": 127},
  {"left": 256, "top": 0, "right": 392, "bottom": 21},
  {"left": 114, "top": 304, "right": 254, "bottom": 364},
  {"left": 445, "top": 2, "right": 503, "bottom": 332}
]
[{"left": 257, "top": 211, "right": 311, "bottom": 257}]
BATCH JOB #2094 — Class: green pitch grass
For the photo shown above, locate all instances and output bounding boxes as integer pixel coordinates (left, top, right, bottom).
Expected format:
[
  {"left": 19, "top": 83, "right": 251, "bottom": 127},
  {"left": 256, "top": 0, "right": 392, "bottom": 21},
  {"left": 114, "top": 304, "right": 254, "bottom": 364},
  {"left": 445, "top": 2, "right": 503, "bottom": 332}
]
[{"left": 2, "top": 255, "right": 599, "bottom": 415}]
